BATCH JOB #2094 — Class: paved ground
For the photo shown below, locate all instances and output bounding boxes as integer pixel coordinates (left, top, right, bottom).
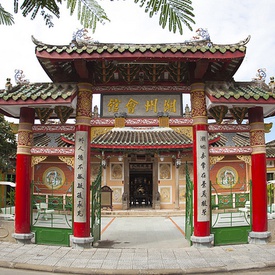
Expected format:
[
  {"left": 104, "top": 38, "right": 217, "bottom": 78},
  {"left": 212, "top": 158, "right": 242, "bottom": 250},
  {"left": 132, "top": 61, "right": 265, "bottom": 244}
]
[{"left": 0, "top": 216, "right": 275, "bottom": 274}]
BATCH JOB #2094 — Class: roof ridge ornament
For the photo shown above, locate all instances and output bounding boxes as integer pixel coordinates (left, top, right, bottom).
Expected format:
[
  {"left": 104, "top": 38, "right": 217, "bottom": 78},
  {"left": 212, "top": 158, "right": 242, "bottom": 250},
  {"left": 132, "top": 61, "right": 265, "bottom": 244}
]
[
  {"left": 71, "top": 28, "right": 99, "bottom": 47},
  {"left": 184, "top": 28, "right": 212, "bottom": 47},
  {"left": 239, "top": 35, "right": 251, "bottom": 46},
  {"left": 14, "top": 69, "right": 29, "bottom": 85},
  {"left": 252, "top": 68, "right": 266, "bottom": 84},
  {"left": 269, "top": 77, "right": 275, "bottom": 93}
]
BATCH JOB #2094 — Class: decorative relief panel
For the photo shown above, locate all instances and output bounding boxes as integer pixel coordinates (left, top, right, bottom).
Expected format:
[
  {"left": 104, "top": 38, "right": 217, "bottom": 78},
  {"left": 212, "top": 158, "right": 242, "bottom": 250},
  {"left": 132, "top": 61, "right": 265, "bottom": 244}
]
[
  {"left": 110, "top": 163, "right": 124, "bottom": 180},
  {"left": 158, "top": 163, "right": 172, "bottom": 180},
  {"left": 112, "top": 186, "right": 123, "bottom": 204},
  {"left": 159, "top": 186, "right": 172, "bottom": 204}
]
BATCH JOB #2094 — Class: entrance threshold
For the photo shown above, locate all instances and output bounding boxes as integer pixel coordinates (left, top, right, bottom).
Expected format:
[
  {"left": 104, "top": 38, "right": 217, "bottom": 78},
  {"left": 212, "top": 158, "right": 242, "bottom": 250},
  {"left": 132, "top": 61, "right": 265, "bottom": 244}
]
[{"left": 101, "top": 209, "right": 185, "bottom": 217}]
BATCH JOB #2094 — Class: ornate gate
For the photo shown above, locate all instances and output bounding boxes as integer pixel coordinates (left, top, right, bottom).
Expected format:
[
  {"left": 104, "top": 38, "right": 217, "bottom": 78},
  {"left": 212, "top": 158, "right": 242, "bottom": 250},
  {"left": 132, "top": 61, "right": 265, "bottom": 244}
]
[
  {"left": 91, "top": 165, "right": 102, "bottom": 243},
  {"left": 31, "top": 180, "right": 73, "bottom": 246},
  {"left": 211, "top": 181, "right": 251, "bottom": 245},
  {"left": 185, "top": 162, "right": 193, "bottom": 244}
]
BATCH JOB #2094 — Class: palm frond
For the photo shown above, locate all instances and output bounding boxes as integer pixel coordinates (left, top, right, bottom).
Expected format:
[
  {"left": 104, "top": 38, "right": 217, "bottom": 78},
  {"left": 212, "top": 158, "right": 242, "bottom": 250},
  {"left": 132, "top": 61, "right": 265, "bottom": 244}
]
[
  {"left": 0, "top": 4, "right": 15, "bottom": 26},
  {"left": 68, "top": 0, "right": 110, "bottom": 32},
  {"left": 135, "top": 0, "right": 195, "bottom": 34},
  {"left": 20, "top": 0, "right": 61, "bottom": 18}
]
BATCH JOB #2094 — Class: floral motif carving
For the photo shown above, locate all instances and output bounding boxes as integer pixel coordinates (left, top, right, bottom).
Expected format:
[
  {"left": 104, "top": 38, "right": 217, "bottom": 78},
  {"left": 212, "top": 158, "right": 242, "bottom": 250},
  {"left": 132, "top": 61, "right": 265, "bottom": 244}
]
[
  {"left": 250, "top": 130, "right": 265, "bottom": 146},
  {"left": 76, "top": 91, "right": 93, "bottom": 118},
  {"left": 190, "top": 90, "right": 206, "bottom": 117},
  {"left": 18, "top": 131, "right": 32, "bottom": 146}
]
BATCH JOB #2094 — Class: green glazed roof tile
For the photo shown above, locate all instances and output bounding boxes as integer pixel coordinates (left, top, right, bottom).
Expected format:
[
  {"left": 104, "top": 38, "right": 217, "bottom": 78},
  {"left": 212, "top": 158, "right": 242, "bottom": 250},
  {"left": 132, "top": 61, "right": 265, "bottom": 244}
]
[
  {"left": 0, "top": 83, "right": 78, "bottom": 103},
  {"left": 206, "top": 81, "right": 275, "bottom": 102},
  {"left": 31, "top": 35, "right": 251, "bottom": 57}
]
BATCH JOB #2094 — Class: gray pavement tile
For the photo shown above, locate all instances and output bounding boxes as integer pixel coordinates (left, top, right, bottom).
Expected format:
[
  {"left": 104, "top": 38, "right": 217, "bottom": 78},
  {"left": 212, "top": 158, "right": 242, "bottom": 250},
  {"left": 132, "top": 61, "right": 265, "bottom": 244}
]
[
  {"left": 101, "top": 260, "right": 118, "bottom": 269},
  {"left": 116, "top": 263, "right": 132, "bottom": 269},
  {"left": 26, "top": 259, "right": 44, "bottom": 265},
  {"left": 86, "top": 260, "right": 103, "bottom": 268},
  {"left": 41, "top": 256, "right": 61, "bottom": 266},
  {"left": 54, "top": 259, "right": 75, "bottom": 267}
]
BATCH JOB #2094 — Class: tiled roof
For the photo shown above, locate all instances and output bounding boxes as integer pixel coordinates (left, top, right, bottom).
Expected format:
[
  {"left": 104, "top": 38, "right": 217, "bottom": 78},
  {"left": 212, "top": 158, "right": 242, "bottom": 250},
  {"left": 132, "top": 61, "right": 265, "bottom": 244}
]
[
  {"left": 32, "top": 36, "right": 249, "bottom": 56},
  {"left": 206, "top": 81, "right": 275, "bottom": 101},
  {"left": 0, "top": 83, "right": 78, "bottom": 102},
  {"left": 266, "top": 140, "right": 275, "bottom": 158},
  {"left": 34, "top": 133, "right": 73, "bottom": 148},
  {"left": 91, "top": 127, "right": 193, "bottom": 149},
  {"left": 32, "top": 36, "right": 248, "bottom": 83},
  {"left": 210, "top": 132, "right": 250, "bottom": 147},
  {"left": 62, "top": 127, "right": 193, "bottom": 149}
]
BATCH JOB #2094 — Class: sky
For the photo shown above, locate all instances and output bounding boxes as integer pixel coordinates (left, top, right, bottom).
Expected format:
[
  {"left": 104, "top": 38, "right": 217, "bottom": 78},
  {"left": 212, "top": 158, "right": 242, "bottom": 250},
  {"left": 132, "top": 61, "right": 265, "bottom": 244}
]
[{"left": 0, "top": 0, "right": 274, "bottom": 141}]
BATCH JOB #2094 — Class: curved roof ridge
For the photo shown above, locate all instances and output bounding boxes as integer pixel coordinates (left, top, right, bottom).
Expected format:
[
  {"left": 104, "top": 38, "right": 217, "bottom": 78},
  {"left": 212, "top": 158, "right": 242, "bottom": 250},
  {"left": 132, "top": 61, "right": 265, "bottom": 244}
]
[
  {"left": 31, "top": 35, "right": 251, "bottom": 49},
  {"left": 112, "top": 127, "right": 172, "bottom": 132}
]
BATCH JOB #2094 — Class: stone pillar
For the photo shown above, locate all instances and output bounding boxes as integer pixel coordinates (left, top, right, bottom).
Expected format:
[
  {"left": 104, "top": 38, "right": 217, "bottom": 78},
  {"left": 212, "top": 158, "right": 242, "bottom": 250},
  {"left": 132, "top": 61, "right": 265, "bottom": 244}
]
[
  {"left": 13, "top": 107, "right": 35, "bottom": 244},
  {"left": 72, "top": 83, "right": 93, "bottom": 248},
  {"left": 248, "top": 107, "right": 270, "bottom": 244},
  {"left": 190, "top": 83, "right": 213, "bottom": 247}
]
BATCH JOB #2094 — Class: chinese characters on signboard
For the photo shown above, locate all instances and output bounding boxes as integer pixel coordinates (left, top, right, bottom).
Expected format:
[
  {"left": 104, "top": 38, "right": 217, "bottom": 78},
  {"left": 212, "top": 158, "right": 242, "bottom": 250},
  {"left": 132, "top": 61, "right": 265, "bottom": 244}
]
[
  {"left": 102, "top": 94, "right": 182, "bottom": 117},
  {"left": 196, "top": 131, "right": 210, "bottom": 222},
  {"left": 74, "top": 131, "right": 88, "bottom": 223}
]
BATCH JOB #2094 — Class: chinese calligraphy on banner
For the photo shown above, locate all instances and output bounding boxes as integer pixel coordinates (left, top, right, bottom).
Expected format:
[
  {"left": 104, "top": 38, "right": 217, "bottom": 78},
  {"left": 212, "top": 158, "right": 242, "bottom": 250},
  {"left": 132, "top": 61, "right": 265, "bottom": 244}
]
[
  {"left": 101, "top": 94, "right": 182, "bottom": 117},
  {"left": 74, "top": 131, "right": 88, "bottom": 223},
  {"left": 196, "top": 130, "right": 210, "bottom": 222}
]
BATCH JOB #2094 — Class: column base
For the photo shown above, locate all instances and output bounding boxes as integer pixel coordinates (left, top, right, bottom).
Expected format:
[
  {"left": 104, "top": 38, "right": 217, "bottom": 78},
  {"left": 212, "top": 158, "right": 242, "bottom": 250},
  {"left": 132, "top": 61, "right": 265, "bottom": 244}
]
[
  {"left": 249, "top": 231, "right": 271, "bottom": 244},
  {"left": 191, "top": 234, "right": 214, "bottom": 248},
  {"left": 71, "top": 236, "right": 94, "bottom": 249},
  {"left": 12, "top": 233, "right": 34, "bottom": 244}
]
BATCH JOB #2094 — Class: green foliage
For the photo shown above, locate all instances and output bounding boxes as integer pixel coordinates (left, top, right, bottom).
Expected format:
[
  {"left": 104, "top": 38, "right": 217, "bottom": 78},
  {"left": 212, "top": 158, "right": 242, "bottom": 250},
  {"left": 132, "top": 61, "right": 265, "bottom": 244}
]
[
  {"left": 0, "top": 4, "right": 14, "bottom": 25},
  {"left": 134, "top": 0, "right": 195, "bottom": 34},
  {"left": 1, "top": 1, "right": 195, "bottom": 35},
  {"left": 0, "top": 114, "right": 17, "bottom": 173}
]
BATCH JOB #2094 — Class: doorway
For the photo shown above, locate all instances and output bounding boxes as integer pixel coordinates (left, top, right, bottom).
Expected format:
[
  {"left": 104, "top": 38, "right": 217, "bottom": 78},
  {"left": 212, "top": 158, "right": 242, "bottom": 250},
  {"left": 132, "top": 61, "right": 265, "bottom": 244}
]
[{"left": 129, "top": 163, "right": 153, "bottom": 208}]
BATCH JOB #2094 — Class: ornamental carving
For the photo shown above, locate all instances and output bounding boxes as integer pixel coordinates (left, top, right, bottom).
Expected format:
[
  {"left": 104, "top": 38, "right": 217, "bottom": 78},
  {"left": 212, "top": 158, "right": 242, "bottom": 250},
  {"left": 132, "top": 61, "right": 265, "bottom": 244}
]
[
  {"left": 59, "top": 156, "right": 74, "bottom": 167},
  {"left": 190, "top": 90, "right": 206, "bottom": 117},
  {"left": 33, "top": 124, "right": 75, "bottom": 133},
  {"left": 229, "top": 107, "right": 248, "bottom": 124},
  {"left": 31, "top": 156, "right": 47, "bottom": 167},
  {"left": 76, "top": 91, "right": 93, "bottom": 118},
  {"left": 18, "top": 131, "right": 33, "bottom": 146},
  {"left": 31, "top": 147, "right": 74, "bottom": 155},
  {"left": 91, "top": 127, "right": 112, "bottom": 140},
  {"left": 210, "top": 156, "right": 224, "bottom": 165},
  {"left": 209, "top": 147, "right": 252, "bottom": 155},
  {"left": 236, "top": 155, "right": 251, "bottom": 165},
  {"left": 35, "top": 108, "right": 54, "bottom": 124},
  {"left": 209, "top": 124, "right": 250, "bottom": 133},
  {"left": 250, "top": 130, "right": 265, "bottom": 146},
  {"left": 209, "top": 106, "right": 228, "bottom": 124},
  {"left": 55, "top": 106, "right": 74, "bottom": 124},
  {"left": 173, "top": 127, "right": 193, "bottom": 139}
]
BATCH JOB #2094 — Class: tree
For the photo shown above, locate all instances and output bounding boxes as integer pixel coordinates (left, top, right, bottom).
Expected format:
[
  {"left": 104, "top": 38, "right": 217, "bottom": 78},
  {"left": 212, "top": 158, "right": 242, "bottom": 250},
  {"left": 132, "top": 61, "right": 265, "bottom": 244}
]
[
  {"left": 0, "top": 0, "right": 195, "bottom": 34},
  {"left": 0, "top": 114, "right": 17, "bottom": 173}
]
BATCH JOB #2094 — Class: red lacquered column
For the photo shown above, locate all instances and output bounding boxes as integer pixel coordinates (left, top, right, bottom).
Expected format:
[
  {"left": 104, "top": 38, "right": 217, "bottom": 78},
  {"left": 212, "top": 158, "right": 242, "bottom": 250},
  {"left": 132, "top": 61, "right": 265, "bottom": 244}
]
[
  {"left": 248, "top": 107, "right": 270, "bottom": 244},
  {"left": 190, "top": 83, "right": 213, "bottom": 247},
  {"left": 72, "top": 83, "right": 93, "bottom": 248},
  {"left": 13, "top": 107, "right": 35, "bottom": 244}
]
